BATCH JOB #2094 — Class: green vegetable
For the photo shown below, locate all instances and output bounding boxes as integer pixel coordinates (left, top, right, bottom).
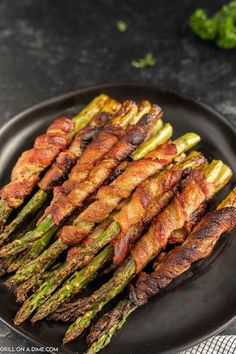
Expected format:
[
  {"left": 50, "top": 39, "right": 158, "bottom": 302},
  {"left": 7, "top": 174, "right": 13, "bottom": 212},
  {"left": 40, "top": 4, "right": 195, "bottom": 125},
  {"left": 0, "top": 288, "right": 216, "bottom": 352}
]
[
  {"left": 131, "top": 53, "right": 156, "bottom": 69},
  {"left": 116, "top": 21, "right": 127, "bottom": 32},
  {"left": 189, "top": 1, "right": 236, "bottom": 49}
]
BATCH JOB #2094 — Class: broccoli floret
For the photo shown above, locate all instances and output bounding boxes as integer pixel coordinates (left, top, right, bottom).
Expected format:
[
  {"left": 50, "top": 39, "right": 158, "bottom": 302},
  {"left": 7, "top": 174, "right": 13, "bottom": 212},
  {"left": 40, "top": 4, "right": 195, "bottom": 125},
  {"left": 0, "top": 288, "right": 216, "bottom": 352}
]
[
  {"left": 189, "top": 1, "right": 236, "bottom": 49},
  {"left": 189, "top": 9, "right": 217, "bottom": 40},
  {"left": 217, "top": 17, "right": 236, "bottom": 49}
]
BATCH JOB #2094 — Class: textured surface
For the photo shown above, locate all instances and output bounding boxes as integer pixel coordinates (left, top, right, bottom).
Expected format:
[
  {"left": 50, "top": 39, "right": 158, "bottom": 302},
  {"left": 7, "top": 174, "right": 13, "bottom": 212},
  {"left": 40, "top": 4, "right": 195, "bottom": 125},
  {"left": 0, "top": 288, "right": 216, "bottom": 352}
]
[{"left": 0, "top": 0, "right": 235, "bottom": 351}]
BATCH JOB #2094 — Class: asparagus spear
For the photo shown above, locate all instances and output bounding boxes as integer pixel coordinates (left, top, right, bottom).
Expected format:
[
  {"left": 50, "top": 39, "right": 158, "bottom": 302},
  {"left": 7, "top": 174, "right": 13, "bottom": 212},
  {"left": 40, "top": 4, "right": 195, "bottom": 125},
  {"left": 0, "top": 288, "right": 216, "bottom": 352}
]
[
  {"left": 7, "top": 226, "right": 58, "bottom": 274},
  {"left": 12, "top": 132, "right": 199, "bottom": 324},
  {"left": 0, "top": 94, "right": 109, "bottom": 229},
  {"left": 0, "top": 208, "right": 45, "bottom": 275},
  {"left": 0, "top": 99, "right": 120, "bottom": 246},
  {"left": 0, "top": 202, "right": 12, "bottom": 232},
  {"left": 15, "top": 263, "right": 64, "bottom": 303},
  {"left": 86, "top": 188, "right": 236, "bottom": 354},
  {"left": 62, "top": 161, "right": 231, "bottom": 343},
  {"left": 30, "top": 151, "right": 205, "bottom": 323},
  {"left": 5, "top": 125, "right": 174, "bottom": 290},
  {"left": 15, "top": 246, "right": 114, "bottom": 323},
  {"left": 0, "top": 102, "right": 158, "bottom": 258},
  {"left": 86, "top": 300, "right": 136, "bottom": 354}
]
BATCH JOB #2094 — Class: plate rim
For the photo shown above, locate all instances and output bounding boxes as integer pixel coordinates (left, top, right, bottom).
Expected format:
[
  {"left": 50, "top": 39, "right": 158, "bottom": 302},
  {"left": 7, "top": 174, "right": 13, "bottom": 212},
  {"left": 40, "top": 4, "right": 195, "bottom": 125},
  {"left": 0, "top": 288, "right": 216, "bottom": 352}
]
[
  {"left": 0, "top": 83, "right": 236, "bottom": 354},
  {"left": 1, "top": 83, "right": 236, "bottom": 136}
]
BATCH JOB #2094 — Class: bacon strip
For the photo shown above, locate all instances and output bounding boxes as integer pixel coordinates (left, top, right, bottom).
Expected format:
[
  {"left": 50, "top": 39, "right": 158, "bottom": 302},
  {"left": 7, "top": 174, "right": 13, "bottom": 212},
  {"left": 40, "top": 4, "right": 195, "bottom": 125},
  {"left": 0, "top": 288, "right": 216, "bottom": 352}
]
[
  {"left": 1, "top": 118, "right": 75, "bottom": 208},
  {"left": 38, "top": 112, "right": 113, "bottom": 192},
  {"left": 129, "top": 207, "right": 236, "bottom": 306},
  {"left": 131, "top": 168, "right": 215, "bottom": 273}
]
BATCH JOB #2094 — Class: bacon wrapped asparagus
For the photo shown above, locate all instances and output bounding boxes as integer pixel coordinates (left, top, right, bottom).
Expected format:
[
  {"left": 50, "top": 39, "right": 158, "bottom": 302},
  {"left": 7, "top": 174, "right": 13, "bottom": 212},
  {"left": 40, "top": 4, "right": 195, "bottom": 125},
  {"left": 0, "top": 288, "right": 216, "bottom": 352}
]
[
  {"left": 12, "top": 139, "right": 201, "bottom": 325},
  {"left": 0, "top": 94, "right": 109, "bottom": 229},
  {"left": 8, "top": 130, "right": 196, "bottom": 291},
  {"left": 9, "top": 126, "right": 176, "bottom": 323},
  {"left": 29, "top": 152, "right": 205, "bottom": 323},
  {"left": 0, "top": 101, "right": 160, "bottom": 258},
  {"left": 0, "top": 98, "right": 121, "bottom": 246},
  {"left": 85, "top": 188, "right": 236, "bottom": 354},
  {"left": 59, "top": 161, "right": 232, "bottom": 344},
  {"left": 4, "top": 107, "right": 166, "bottom": 288}
]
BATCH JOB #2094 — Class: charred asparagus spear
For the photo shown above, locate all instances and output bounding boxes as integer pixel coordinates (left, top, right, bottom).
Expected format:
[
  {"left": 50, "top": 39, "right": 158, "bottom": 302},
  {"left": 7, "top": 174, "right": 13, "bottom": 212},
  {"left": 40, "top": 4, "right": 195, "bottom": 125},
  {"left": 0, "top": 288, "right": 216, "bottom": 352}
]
[
  {"left": 60, "top": 161, "right": 232, "bottom": 343},
  {"left": 0, "top": 94, "right": 109, "bottom": 230},
  {"left": 0, "top": 98, "right": 121, "bottom": 245},
  {"left": 13, "top": 132, "right": 199, "bottom": 324},
  {"left": 0, "top": 102, "right": 160, "bottom": 258},
  {"left": 85, "top": 188, "right": 236, "bottom": 354}
]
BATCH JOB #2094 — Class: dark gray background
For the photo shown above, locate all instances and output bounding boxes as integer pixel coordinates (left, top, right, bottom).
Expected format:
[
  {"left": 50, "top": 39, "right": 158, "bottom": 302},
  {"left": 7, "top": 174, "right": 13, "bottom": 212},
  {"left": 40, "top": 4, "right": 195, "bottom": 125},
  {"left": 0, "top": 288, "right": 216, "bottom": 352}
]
[{"left": 0, "top": 0, "right": 235, "bottom": 352}]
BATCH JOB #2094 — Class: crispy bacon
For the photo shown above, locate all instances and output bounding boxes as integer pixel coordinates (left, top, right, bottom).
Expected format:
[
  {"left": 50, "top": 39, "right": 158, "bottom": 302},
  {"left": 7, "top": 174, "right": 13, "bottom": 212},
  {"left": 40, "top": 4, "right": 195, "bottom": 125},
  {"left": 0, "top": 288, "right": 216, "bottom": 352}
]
[
  {"left": 41, "top": 105, "right": 162, "bottom": 227},
  {"left": 131, "top": 168, "right": 215, "bottom": 273},
  {"left": 66, "top": 200, "right": 128, "bottom": 263},
  {"left": 38, "top": 112, "right": 112, "bottom": 192},
  {"left": 168, "top": 202, "right": 207, "bottom": 244},
  {"left": 1, "top": 117, "right": 74, "bottom": 208},
  {"left": 129, "top": 207, "right": 236, "bottom": 306}
]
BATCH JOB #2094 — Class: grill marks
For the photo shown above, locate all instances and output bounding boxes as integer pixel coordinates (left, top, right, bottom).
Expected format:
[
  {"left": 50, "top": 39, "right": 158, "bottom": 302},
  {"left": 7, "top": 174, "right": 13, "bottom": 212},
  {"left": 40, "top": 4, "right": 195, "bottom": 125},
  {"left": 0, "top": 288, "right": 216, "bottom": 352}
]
[
  {"left": 1, "top": 117, "right": 74, "bottom": 208},
  {"left": 129, "top": 207, "right": 236, "bottom": 306}
]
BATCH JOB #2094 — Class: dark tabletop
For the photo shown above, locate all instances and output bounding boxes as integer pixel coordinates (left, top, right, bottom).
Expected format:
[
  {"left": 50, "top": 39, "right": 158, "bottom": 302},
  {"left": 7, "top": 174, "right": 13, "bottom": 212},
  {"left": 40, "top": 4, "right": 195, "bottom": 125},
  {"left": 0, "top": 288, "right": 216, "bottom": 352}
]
[{"left": 0, "top": 0, "right": 236, "bottom": 352}]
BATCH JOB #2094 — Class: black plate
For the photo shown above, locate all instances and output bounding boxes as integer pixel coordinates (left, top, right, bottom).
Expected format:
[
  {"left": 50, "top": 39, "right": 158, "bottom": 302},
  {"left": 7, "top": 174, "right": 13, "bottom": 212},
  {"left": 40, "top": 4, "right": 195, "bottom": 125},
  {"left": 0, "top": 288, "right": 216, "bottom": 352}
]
[{"left": 0, "top": 84, "right": 236, "bottom": 354}]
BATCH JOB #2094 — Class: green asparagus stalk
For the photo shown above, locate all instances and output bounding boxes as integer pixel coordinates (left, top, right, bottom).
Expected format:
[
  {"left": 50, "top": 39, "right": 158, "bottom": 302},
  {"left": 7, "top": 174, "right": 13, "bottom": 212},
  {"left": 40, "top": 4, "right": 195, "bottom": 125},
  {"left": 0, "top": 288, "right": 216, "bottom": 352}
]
[
  {"left": 16, "top": 263, "right": 64, "bottom": 303},
  {"left": 86, "top": 300, "right": 136, "bottom": 354},
  {"left": 62, "top": 161, "right": 231, "bottom": 343},
  {"left": 86, "top": 187, "right": 236, "bottom": 354},
  {"left": 0, "top": 201, "right": 12, "bottom": 232},
  {"left": 0, "top": 190, "right": 49, "bottom": 247},
  {"left": 15, "top": 246, "right": 114, "bottom": 324},
  {"left": 0, "top": 208, "right": 45, "bottom": 275},
  {"left": 7, "top": 226, "right": 57, "bottom": 274},
  {"left": 63, "top": 258, "right": 136, "bottom": 343},
  {"left": 0, "top": 94, "right": 109, "bottom": 230},
  {"left": 133, "top": 122, "right": 172, "bottom": 160},
  {"left": 4, "top": 125, "right": 173, "bottom": 286}
]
